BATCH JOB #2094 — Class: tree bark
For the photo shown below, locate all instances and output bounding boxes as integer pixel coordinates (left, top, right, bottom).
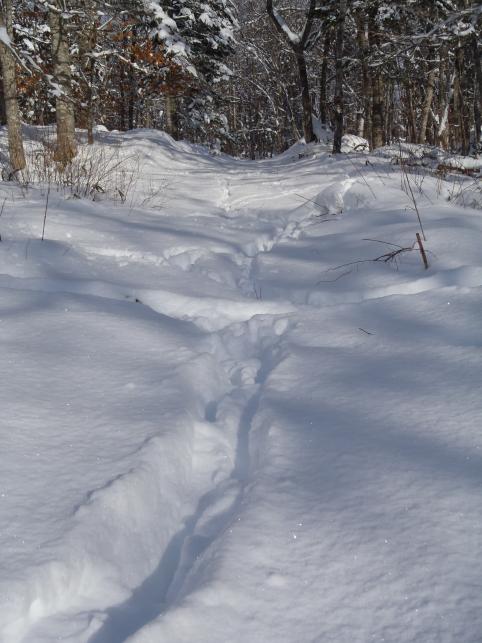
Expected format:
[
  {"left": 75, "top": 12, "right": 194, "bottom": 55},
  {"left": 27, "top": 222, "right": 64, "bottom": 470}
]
[
  {"left": 405, "top": 81, "right": 417, "bottom": 142},
  {"left": 0, "top": 0, "right": 26, "bottom": 173},
  {"left": 418, "top": 67, "right": 437, "bottom": 144},
  {"left": 436, "top": 46, "right": 453, "bottom": 149},
  {"left": 164, "top": 94, "right": 179, "bottom": 140},
  {"left": 0, "top": 75, "right": 6, "bottom": 125},
  {"left": 371, "top": 75, "right": 385, "bottom": 148},
  {"left": 473, "top": 33, "right": 482, "bottom": 155},
  {"left": 319, "top": 31, "right": 330, "bottom": 127},
  {"left": 368, "top": 4, "right": 385, "bottom": 149},
  {"left": 332, "top": 0, "right": 347, "bottom": 153},
  {"left": 266, "top": 0, "right": 316, "bottom": 143},
  {"left": 356, "top": 11, "right": 371, "bottom": 143},
  {"left": 296, "top": 52, "right": 314, "bottom": 143},
  {"left": 79, "top": 0, "right": 97, "bottom": 145},
  {"left": 49, "top": 2, "right": 77, "bottom": 164},
  {"left": 128, "top": 25, "right": 136, "bottom": 131},
  {"left": 455, "top": 44, "right": 469, "bottom": 155}
]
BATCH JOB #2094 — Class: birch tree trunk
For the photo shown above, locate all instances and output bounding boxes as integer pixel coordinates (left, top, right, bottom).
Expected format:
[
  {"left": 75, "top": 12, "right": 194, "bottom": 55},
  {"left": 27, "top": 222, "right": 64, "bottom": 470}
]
[
  {"left": 0, "top": 0, "right": 26, "bottom": 174},
  {"left": 49, "top": 2, "right": 77, "bottom": 164}
]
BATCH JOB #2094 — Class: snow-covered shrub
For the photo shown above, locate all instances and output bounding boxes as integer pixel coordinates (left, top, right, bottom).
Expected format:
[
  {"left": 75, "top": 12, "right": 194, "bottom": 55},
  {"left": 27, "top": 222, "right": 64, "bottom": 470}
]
[
  {"left": 446, "top": 175, "right": 482, "bottom": 210},
  {"left": 22, "top": 140, "right": 139, "bottom": 203}
]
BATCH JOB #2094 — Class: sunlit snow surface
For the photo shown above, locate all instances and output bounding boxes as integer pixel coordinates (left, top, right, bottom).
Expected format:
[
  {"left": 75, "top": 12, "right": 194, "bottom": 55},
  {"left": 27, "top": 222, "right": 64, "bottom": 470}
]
[{"left": 0, "top": 129, "right": 481, "bottom": 642}]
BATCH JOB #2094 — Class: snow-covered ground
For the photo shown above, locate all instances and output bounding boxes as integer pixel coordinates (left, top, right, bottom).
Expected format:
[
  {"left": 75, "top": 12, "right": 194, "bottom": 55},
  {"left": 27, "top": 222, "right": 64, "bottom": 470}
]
[{"left": 1, "top": 129, "right": 482, "bottom": 643}]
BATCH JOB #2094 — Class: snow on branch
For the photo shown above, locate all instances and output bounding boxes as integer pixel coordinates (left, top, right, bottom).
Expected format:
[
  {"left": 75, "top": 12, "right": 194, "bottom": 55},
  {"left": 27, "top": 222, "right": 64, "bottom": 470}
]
[
  {"left": 271, "top": 7, "right": 301, "bottom": 45},
  {"left": 266, "top": 0, "right": 319, "bottom": 51}
]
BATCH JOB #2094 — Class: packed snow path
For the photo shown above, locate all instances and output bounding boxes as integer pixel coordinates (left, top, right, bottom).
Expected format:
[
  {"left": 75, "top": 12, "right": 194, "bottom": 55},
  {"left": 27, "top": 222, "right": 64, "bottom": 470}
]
[{"left": 1, "top": 131, "right": 482, "bottom": 643}]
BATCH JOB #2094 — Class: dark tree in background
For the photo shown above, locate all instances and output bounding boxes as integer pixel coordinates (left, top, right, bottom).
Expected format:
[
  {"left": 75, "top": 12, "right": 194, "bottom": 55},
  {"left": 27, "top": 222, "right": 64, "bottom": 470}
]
[
  {"left": 0, "top": 0, "right": 480, "bottom": 161},
  {"left": 332, "top": 0, "right": 347, "bottom": 153},
  {"left": 266, "top": 0, "right": 319, "bottom": 143}
]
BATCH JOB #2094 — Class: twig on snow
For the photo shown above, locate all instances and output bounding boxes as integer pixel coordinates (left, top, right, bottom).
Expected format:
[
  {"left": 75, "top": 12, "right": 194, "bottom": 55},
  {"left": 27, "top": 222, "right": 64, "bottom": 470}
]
[
  {"left": 295, "top": 193, "right": 339, "bottom": 217},
  {"left": 0, "top": 197, "right": 6, "bottom": 242},
  {"left": 317, "top": 269, "right": 352, "bottom": 283},
  {"left": 41, "top": 184, "right": 51, "bottom": 242}
]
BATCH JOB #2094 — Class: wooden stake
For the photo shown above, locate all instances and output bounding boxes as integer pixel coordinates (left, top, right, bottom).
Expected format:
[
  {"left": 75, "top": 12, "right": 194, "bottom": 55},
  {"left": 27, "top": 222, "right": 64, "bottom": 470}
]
[{"left": 416, "top": 232, "right": 429, "bottom": 269}]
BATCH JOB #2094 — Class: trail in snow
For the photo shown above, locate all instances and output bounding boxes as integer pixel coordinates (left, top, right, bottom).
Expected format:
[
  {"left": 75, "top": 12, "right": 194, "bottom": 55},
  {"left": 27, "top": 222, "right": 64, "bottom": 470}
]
[
  {"left": 89, "top": 318, "right": 291, "bottom": 643},
  {"left": 0, "top": 136, "right": 311, "bottom": 641},
  {"left": 1, "top": 129, "right": 482, "bottom": 643}
]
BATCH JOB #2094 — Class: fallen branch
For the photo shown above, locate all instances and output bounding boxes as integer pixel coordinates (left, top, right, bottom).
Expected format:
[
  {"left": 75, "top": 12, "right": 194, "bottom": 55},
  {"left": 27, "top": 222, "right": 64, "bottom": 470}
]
[
  {"left": 436, "top": 163, "right": 480, "bottom": 178},
  {"left": 373, "top": 245, "right": 415, "bottom": 263},
  {"left": 317, "top": 269, "right": 352, "bottom": 283},
  {"left": 318, "top": 238, "right": 418, "bottom": 282}
]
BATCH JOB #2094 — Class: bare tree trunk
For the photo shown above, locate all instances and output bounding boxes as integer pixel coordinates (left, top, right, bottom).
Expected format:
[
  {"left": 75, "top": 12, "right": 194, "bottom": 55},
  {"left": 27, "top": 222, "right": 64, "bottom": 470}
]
[
  {"left": 0, "top": 0, "right": 26, "bottom": 173},
  {"left": 455, "top": 44, "right": 469, "bottom": 154},
  {"left": 266, "top": 0, "right": 316, "bottom": 143},
  {"left": 384, "top": 83, "right": 393, "bottom": 144},
  {"left": 164, "top": 94, "right": 179, "bottom": 140},
  {"left": 419, "top": 67, "right": 437, "bottom": 144},
  {"left": 0, "top": 75, "right": 6, "bottom": 125},
  {"left": 296, "top": 53, "right": 314, "bottom": 143},
  {"left": 128, "top": 25, "right": 136, "bottom": 131},
  {"left": 118, "top": 63, "right": 127, "bottom": 131},
  {"left": 473, "top": 33, "right": 482, "bottom": 155},
  {"left": 86, "top": 55, "right": 95, "bottom": 145},
  {"left": 356, "top": 11, "right": 371, "bottom": 143},
  {"left": 371, "top": 76, "right": 385, "bottom": 148},
  {"left": 332, "top": 0, "right": 347, "bottom": 153},
  {"left": 49, "top": 2, "right": 77, "bottom": 164},
  {"left": 79, "top": 0, "right": 97, "bottom": 145},
  {"left": 368, "top": 6, "right": 385, "bottom": 149},
  {"left": 406, "top": 81, "right": 417, "bottom": 142},
  {"left": 319, "top": 31, "right": 330, "bottom": 127},
  {"left": 437, "top": 48, "right": 454, "bottom": 149},
  {"left": 128, "top": 67, "right": 136, "bottom": 131}
]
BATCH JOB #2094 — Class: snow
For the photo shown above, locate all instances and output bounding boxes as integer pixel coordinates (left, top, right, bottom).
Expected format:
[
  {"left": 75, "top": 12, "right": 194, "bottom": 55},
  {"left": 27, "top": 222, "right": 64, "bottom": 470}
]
[
  {"left": 271, "top": 9, "right": 301, "bottom": 45},
  {"left": 1, "top": 128, "right": 482, "bottom": 642},
  {"left": 341, "top": 133, "right": 370, "bottom": 153},
  {"left": 374, "top": 142, "right": 482, "bottom": 172},
  {"left": 441, "top": 156, "right": 482, "bottom": 171}
]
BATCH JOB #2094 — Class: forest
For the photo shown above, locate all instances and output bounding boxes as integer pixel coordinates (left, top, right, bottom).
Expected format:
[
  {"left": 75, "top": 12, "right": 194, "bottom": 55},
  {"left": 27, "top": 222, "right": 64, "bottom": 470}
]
[
  {"left": 0, "top": 0, "right": 481, "bottom": 169},
  {"left": 1, "top": 3, "right": 482, "bottom": 642}
]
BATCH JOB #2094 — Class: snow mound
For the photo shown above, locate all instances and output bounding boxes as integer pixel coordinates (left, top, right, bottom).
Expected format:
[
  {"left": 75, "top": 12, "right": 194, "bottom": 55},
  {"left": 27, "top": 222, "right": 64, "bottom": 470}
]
[
  {"left": 1, "top": 125, "right": 482, "bottom": 643},
  {"left": 341, "top": 134, "right": 369, "bottom": 152}
]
